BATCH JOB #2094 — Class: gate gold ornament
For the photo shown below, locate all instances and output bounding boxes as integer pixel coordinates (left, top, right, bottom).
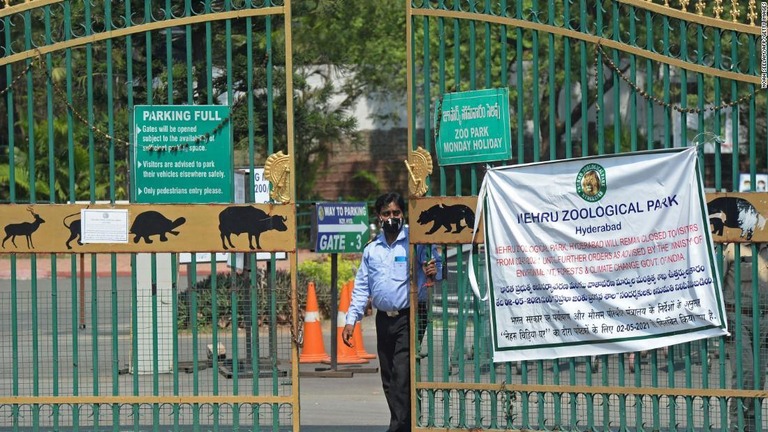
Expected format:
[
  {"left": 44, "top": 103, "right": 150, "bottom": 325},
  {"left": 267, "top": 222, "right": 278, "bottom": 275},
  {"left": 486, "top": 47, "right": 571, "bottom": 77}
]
[
  {"left": 404, "top": 146, "right": 433, "bottom": 197},
  {"left": 264, "top": 151, "right": 291, "bottom": 203}
]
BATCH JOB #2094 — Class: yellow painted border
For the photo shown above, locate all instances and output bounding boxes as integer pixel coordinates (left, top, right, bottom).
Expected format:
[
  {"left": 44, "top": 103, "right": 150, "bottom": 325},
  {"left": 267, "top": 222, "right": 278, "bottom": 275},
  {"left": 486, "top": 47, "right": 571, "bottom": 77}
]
[
  {"left": 0, "top": 8, "right": 284, "bottom": 67},
  {"left": 0, "top": 395, "right": 290, "bottom": 405},
  {"left": 282, "top": 2, "right": 300, "bottom": 431},
  {"left": 0, "top": 0, "right": 63, "bottom": 17},
  {"left": 618, "top": 0, "right": 760, "bottom": 34},
  {"left": 417, "top": 381, "right": 768, "bottom": 399},
  {"left": 406, "top": 3, "right": 417, "bottom": 431},
  {"left": 410, "top": 8, "right": 759, "bottom": 85}
]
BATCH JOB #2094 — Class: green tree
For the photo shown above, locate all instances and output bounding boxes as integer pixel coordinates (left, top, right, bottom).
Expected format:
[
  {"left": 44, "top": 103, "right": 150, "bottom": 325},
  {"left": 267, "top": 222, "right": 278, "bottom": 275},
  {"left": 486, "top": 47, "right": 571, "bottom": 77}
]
[{"left": 1, "top": 2, "right": 364, "bottom": 202}]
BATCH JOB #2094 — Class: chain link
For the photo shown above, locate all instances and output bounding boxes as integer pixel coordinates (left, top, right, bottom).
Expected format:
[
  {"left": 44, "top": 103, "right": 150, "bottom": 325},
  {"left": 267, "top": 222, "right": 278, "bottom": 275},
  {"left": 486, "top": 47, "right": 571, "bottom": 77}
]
[
  {"left": 3, "top": 49, "right": 302, "bottom": 347},
  {"left": 1, "top": 48, "right": 248, "bottom": 152},
  {"left": 286, "top": 282, "right": 305, "bottom": 349},
  {"left": 595, "top": 41, "right": 753, "bottom": 115},
  {"left": 0, "top": 57, "right": 36, "bottom": 99}
]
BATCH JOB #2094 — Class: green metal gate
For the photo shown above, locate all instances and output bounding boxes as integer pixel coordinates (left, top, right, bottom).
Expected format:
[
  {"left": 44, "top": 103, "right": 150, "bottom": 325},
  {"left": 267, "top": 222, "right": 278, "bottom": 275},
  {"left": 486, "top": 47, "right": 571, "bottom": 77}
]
[
  {"left": 3, "top": 0, "right": 768, "bottom": 431},
  {"left": 1, "top": 0, "right": 299, "bottom": 431},
  {"left": 408, "top": 0, "right": 766, "bottom": 430}
]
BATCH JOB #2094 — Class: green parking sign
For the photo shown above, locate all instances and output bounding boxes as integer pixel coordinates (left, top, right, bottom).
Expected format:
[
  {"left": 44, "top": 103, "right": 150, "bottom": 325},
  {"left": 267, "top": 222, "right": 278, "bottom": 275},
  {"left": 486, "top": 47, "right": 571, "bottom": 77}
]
[{"left": 132, "top": 105, "right": 232, "bottom": 203}]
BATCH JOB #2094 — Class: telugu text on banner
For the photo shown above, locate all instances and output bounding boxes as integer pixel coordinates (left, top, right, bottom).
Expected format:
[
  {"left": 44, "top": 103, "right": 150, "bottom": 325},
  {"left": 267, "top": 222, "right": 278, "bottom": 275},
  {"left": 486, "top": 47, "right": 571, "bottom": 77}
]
[{"left": 470, "top": 147, "right": 728, "bottom": 362}]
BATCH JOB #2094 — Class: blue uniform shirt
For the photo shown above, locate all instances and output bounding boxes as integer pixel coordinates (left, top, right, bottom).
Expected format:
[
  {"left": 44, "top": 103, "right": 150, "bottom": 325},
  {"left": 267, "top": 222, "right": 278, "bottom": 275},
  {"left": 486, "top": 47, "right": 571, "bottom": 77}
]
[{"left": 346, "top": 226, "right": 443, "bottom": 326}]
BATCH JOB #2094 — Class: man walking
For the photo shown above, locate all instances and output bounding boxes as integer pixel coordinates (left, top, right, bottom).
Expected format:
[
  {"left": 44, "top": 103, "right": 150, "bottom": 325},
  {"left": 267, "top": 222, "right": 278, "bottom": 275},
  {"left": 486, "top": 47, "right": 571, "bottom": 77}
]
[{"left": 343, "top": 192, "right": 441, "bottom": 432}]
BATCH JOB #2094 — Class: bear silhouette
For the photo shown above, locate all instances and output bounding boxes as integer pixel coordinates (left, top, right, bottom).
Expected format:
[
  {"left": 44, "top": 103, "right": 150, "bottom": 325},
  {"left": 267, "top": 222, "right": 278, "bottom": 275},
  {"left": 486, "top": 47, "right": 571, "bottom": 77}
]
[{"left": 417, "top": 204, "right": 475, "bottom": 235}]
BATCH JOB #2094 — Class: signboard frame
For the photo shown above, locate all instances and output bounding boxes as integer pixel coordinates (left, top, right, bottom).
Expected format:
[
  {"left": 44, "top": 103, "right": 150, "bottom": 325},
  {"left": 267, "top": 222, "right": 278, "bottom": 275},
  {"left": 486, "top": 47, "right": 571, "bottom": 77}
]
[
  {"left": 435, "top": 88, "right": 512, "bottom": 166},
  {"left": 132, "top": 105, "right": 233, "bottom": 204},
  {"left": 310, "top": 202, "right": 370, "bottom": 254}
]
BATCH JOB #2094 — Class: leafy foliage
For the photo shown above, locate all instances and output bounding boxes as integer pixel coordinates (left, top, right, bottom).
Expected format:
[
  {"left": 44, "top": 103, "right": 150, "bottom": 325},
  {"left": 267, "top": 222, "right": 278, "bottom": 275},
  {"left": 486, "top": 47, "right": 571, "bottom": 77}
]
[
  {"left": 297, "top": 254, "right": 359, "bottom": 292},
  {"left": 178, "top": 255, "right": 359, "bottom": 330}
]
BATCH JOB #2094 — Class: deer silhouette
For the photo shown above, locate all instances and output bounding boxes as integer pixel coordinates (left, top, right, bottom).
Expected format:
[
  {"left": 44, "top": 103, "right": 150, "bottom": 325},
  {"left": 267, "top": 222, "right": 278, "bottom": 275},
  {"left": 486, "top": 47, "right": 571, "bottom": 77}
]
[{"left": 2, "top": 206, "right": 46, "bottom": 249}]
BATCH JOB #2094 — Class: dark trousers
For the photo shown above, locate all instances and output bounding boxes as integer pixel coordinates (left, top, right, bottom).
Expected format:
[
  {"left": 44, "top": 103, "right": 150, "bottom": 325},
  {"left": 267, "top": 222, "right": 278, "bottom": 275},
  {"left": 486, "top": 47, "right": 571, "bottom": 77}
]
[{"left": 376, "top": 309, "right": 411, "bottom": 432}]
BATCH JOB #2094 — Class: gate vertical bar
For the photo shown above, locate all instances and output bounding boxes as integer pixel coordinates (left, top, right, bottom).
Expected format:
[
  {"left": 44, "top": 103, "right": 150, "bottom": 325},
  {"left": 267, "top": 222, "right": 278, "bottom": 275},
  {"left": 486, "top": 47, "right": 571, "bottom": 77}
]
[
  {"left": 10, "top": 256, "right": 18, "bottom": 432},
  {"left": 24, "top": 7, "right": 34, "bottom": 205},
  {"left": 91, "top": 253, "right": 100, "bottom": 427},
  {"left": 22, "top": 5, "right": 40, "bottom": 430},
  {"left": 131, "top": 254, "right": 139, "bottom": 431},
  {"left": 65, "top": 4, "right": 80, "bottom": 424},
  {"left": 418, "top": 8, "right": 432, "bottom": 428},
  {"left": 596, "top": 2, "right": 605, "bottom": 158},
  {"left": 436, "top": 11, "right": 452, "bottom": 424},
  {"left": 611, "top": 4, "right": 621, "bottom": 155},
  {"left": 645, "top": 8, "right": 654, "bottom": 150},
  {"left": 171, "top": 254, "right": 180, "bottom": 432},
  {"left": 152, "top": 255, "right": 159, "bottom": 431},
  {"left": 531, "top": 1, "right": 540, "bottom": 163},
  {"left": 104, "top": 0, "right": 121, "bottom": 422},
  {"left": 283, "top": 1, "right": 299, "bottom": 429},
  {"left": 264, "top": 10, "right": 279, "bottom": 428},
  {"left": 244, "top": 6, "right": 259, "bottom": 417},
  {"left": 749, "top": 44, "right": 760, "bottom": 428},
  {"left": 629, "top": 6, "right": 638, "bottom": 153},
  {"left": 548, "top": 2, "right": 557, "bottom": 162},
  {"left": 662, "top": 11, "right": 671, "bottom": 151},
  {"left": 43, "top": 10, "right": 60, "bottom": 424},
  {"left": 3, "top": 12, "right": 14, "bottom": 202},
  {"left": 516, "top": 1, "right": 524, "bottom": 163}
]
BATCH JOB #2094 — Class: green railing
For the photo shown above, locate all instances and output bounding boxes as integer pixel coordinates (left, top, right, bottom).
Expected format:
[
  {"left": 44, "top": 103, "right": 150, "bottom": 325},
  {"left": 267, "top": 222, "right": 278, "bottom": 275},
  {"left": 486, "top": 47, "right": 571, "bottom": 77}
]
[
  {"left": 1, "top": 0, "right": 299, "bottom": 430},
  {"left": 2, "top": 0, "right": 767, "bottom": 431},
  {"left": 409, "top": 0, "right": 765, "bottom": 430}
]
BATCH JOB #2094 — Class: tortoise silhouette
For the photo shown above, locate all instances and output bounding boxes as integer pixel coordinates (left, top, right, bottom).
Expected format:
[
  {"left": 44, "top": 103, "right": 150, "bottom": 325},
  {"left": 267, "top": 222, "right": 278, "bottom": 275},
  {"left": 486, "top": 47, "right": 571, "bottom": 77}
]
[{"left": 130, "top": 211, "right": 186, "bottom": 244}]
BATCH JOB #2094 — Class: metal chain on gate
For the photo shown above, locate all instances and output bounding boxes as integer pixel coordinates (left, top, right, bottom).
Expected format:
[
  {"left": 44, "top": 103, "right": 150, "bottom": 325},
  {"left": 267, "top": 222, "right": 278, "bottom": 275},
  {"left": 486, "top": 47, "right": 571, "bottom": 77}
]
[
  {"left": 18, "top": 48, "right": 249, "bottom": 152},
  {"left": 286, "top": 282, "right": 305, "bottom": 349},
  {"left": 594, "top": 40, "right": 753, "bottom": 115},
  {"left": 0, "top": 57, "right": 36, "bottom": 99},
  {"left": 499, "top": 380, "right": 517, "bottom": 424}
]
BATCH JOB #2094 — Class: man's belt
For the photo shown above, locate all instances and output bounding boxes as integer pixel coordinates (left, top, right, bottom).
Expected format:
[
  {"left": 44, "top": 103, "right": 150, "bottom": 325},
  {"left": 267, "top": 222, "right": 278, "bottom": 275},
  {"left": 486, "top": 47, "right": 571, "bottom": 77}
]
[{"left": 384, "top": 308, "right": 409, "bottom": 317}]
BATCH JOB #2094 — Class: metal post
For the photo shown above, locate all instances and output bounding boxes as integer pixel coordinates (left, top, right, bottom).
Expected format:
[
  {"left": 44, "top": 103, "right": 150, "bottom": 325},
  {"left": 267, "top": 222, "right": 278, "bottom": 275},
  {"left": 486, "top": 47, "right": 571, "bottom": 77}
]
[
  {"left": 79, "top": 253, "right": 85, "bottom": 330},
  {"left": 329, "top": 253, "right": 338, "bottom": 370}
]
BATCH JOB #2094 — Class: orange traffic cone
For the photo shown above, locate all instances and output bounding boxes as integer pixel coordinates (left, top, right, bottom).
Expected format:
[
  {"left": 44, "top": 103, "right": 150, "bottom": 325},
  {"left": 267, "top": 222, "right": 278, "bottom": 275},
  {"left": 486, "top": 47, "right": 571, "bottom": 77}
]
[
  {"left": 300, "top": 282, "right": 330, "bottom": 363},
  {"left": 331, "top": 281, "right": 368, "bottom": 364},
  {"left": 350, "top": 282, "right": 376, "bottom": 360}
]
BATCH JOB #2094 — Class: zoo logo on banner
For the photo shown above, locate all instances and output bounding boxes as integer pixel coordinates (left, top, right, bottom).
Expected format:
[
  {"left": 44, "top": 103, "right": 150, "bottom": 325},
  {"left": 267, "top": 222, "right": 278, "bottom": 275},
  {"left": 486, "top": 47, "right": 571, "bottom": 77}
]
[
  {"left": 576, "top": 163, "right": 606, "bottom": 202},
  {"left": 467, "top": 147, "right": 727, "bottom": 363}
]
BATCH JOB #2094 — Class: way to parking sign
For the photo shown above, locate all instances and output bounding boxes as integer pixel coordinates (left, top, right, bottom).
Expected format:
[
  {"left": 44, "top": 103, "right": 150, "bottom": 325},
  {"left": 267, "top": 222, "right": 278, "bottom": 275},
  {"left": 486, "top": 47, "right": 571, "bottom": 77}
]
[{"left": 311, "top": 202, "right": 369, "bottom": 253}]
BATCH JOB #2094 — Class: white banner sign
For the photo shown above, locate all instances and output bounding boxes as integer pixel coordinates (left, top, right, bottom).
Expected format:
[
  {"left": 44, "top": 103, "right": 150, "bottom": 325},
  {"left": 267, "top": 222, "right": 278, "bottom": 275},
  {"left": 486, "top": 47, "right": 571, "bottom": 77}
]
[{"left": 470, "top": 147, "right": 727, "bottom": 362}]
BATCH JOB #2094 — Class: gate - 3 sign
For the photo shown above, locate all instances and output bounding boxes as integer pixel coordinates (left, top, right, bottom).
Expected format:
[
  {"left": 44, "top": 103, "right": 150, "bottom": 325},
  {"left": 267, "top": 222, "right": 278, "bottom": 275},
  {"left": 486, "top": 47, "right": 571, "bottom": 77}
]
[
  {"left": 311, "top": 202, "right": 369, "bottom": 253},
  {"left": 133, "top": 105, "right": 232, "bottom": 203},
  {"left": 436, "top": 88, "right": 512, "bottom": 166}
]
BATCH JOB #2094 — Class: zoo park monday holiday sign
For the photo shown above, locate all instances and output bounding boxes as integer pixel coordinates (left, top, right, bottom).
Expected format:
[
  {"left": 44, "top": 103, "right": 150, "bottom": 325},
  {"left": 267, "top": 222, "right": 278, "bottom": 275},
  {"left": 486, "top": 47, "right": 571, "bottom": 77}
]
[
  {"left": 470, "top": 147, "right": 727, "bottom": 363},
  {"left": 436, "top": 88, "right": 511, "bottom": 166}
]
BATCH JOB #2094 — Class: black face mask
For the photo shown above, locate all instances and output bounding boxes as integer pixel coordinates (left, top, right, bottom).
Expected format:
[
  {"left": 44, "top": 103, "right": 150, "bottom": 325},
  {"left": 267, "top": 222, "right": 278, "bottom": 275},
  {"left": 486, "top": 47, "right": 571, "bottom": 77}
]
[{"left": 382, "top": 217, "right": 402, "bottom": 235}]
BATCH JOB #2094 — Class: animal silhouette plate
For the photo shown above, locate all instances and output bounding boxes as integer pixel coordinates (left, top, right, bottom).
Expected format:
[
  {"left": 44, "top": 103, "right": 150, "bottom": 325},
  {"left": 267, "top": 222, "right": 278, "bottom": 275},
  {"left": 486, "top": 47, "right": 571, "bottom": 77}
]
[
  {"left": 408, "top": 197, "right": 484, "bottom": 244},
  {"left": 0, "top": 204, "right": 295, "bottom": 253},
  {"left": 408, "top": 194, "right": 768, "bottom": 245}
]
